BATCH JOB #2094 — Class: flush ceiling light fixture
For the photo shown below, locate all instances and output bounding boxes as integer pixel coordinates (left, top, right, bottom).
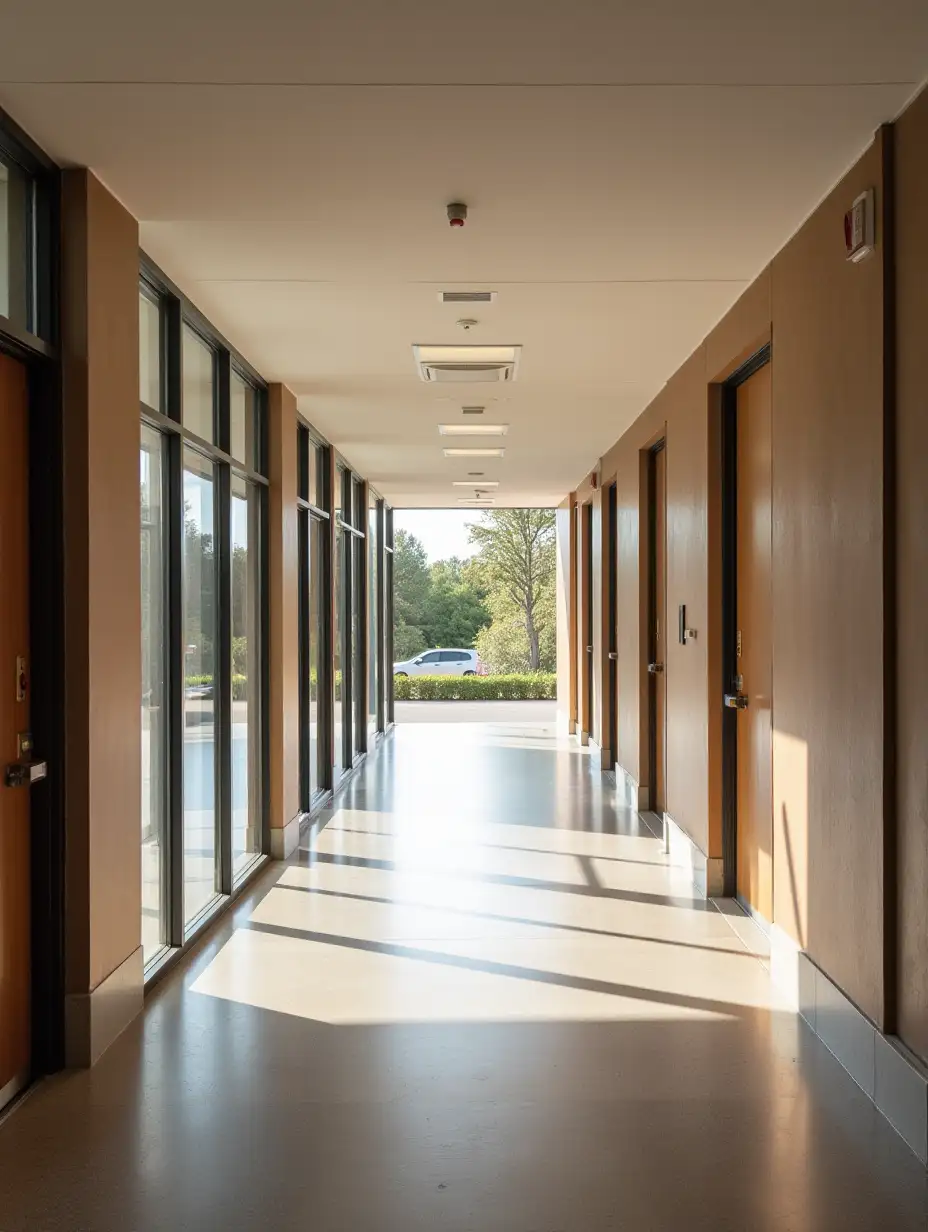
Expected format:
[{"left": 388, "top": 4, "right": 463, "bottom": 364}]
[
  {"left": 443, "top": 447, "right": 505, "bottom": 458},
  {"left": 452, "top": 480, "right": 499, "bottom": 487},
  {"left": 459, "top": 498, "right": 495, "bottom": 506},
  {"left": 414, "top": 344, "right": 521, "bottom": 384},
  {"left": 438, "top": 423, "right": 508, "bottom": 436}
]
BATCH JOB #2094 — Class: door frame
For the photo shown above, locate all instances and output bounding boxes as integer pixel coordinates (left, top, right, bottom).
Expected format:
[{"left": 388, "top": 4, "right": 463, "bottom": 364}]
[
  {"left": 646, "top": 440, "right": 667, "bottom": 814},
  {"left": 0, "top": 110, "right": 66, "bottom": 1081},
  {"left": 605, "top": 482, "right": 618, "bottom": 768},
  {"left": 720, "top": 342, "right": 772, "bottom": 899},
  {"left": 581, "top": 501, "right": 594, "bottom": 740}
]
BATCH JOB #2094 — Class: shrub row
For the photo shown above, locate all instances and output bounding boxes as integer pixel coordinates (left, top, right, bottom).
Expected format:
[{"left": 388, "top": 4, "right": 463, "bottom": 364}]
[{"left": 393, "top": 673, "right": 556, "bottom": 701}]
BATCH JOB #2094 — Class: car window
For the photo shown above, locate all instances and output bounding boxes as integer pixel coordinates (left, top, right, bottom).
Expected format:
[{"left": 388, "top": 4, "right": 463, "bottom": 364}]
[{"left": 421, "top": 651, "right": 441, "bottom": 663}]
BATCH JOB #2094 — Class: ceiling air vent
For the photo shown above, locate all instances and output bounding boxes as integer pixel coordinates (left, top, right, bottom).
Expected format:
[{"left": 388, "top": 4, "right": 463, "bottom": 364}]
[
  {"left": 413, "top": 345, "right": 520, "bottom": 384},
  {"left": 440, "top": 290, "right": 496, "bottom": 304},
  {"left": 462, "top": 406, "right": 485, "bottom": 415}
]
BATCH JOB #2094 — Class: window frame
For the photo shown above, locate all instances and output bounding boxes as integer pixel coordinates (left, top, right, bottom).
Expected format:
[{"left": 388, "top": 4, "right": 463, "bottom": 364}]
[{"left": 139, "top": 255, "right": 270, "bottom": 983}]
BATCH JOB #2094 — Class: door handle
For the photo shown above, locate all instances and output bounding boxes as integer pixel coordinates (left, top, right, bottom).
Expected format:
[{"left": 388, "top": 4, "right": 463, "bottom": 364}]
[
  {"left": 647, "top": 662, "right": 663, "bottom": 674},
  {"left": 586, "top": 646, "right": 594, "bottom": 654},
  {"left": 724, "top": 693, "right": 748, "bottom": 710},
  {"left": 608, "top": 652, "right": 618, "bottom": 661},
  {"left": 4, "top": 761, "right": 48, "bottom": 788}
]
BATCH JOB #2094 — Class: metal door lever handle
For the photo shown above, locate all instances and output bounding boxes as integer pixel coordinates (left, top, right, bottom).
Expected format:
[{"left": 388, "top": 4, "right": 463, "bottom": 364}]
[
  {"left": 724, "top": 693, "right": 748, "bottom": 710},
  {"left": 608, "top": 652, "right": 618, "bottom": 661},
  {"left": 647, "top": 662, "right": 663, "bottom": 674},
  {"left": 586, "top": 646, "right": 594, "bottom": 653},
  {"left": 4, "top": 761, "right": 47, "bottom": 788}
]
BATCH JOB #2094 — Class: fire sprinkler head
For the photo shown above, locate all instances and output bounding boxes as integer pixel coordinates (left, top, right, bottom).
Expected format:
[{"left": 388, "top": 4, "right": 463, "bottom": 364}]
[{"left": 447, "top": 202, "right": 468, "bottom": 227}]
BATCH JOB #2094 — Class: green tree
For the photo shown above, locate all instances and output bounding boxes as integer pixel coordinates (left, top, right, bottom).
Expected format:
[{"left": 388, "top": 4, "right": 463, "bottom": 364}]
[
  {"left": 393, "top": 529, "right": 430, "bottom": 662},
  {"left": 422, "top": 556, "right": 490, "bottom": 648},
  {"left": 468, "top": 510, "right": 555, "bottom": 672}
]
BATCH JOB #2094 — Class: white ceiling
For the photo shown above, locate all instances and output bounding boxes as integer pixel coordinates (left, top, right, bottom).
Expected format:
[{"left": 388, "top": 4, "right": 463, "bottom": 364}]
[{"left": 2, "top": 3, "right": 926, "bottom": 506}]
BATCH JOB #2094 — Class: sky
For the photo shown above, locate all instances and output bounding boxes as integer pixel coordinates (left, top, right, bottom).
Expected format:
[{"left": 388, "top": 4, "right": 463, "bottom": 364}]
[{"left": 394, "top": 509, "right": 482, "bottom": 564}]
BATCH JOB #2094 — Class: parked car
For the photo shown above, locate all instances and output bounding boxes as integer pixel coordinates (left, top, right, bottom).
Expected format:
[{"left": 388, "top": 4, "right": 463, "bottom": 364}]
[{"left": 394, "top": 648, "right": 487, "bottom": 678}]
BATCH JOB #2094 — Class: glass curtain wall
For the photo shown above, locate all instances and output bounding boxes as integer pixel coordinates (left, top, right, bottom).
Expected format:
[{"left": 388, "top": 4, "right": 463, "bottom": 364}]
[
  {"left": 334, "top": 465, "right": 347, "bottom": 778},
  {"left": 298, "top": 426, "right": 330, "bottom": 810},
  {"left": 139, "top": 271, "right": 268, "bottom": 972},
  {"left": 368, "top": 493, "right": 379, "bottom": 738},
  {"left": 352, "top": 480, "right": 365, "bottom": 761}
]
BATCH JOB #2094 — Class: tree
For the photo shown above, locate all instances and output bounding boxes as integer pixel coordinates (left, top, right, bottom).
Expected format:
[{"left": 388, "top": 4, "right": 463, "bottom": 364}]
[
  {"left": 468, "top": 510, "right": 555, "bottom": 672},
  {"left": 393, "top": 530, "right": 430, "bottom": 662},
  {"left": 422, "top": 556, "right": 490, "bottom": 648}
]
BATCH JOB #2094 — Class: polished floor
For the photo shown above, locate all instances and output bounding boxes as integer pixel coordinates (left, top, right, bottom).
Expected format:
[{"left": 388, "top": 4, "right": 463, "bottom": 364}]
[{"left": 2, "top": 718, "right": 927, "bottom": 1230}]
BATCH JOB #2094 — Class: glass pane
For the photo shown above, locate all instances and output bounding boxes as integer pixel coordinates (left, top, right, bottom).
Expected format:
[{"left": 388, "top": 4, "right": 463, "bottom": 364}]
[
  {"left": 231, "top": 475, "right": 262, "bottom": 877},
  {"left": 334, "top": 528, "right": 344, "bottom": 777},
  {"left": 309, "top": 516, "right": 323, "bottom": 797},
  {"left": 336, "top": 465, "right": 346, "bottom": 522},
  {"left": 183, "top": 448, "right": 218, "bottom": 925},
  {"left": 140, "top": 425, "right": 167, "bottom": 964},
  {"left": 352, "top": 534, "right": 363, "bottom": 758},
  {"left": 230, "top": 371, "right": 259, "bottom": 468},
  {"left": 368, "top": 499, "right": 378, "bottom": 736},
  {"left": 139, "top": 288, "right": 161, "bottom": 411},
  {"left": 0, "top": 158, "right": 31, "bottom": 329},
  {"left": 182, "top": 324, "right": 215, "bottom": 443}
]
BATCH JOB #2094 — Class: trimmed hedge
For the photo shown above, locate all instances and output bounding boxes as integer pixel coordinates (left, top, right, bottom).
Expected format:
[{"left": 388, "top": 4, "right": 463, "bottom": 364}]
[
  {"left": 393, "top": 673, "right": 556, "bottom": 701},
  {"left": 185, "top": 674, "right": 249, "bottom": 700}
]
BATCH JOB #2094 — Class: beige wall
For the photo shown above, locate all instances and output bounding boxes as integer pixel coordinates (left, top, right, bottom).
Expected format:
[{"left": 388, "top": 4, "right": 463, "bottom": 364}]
[
  {"left": 267, "top": 384, "right": 301, "bottom": 849},
  {"left": 61, "top": 171, "right": 143, "bottom": 1058},
  {"left": 895, "top": 87, "right": 928, "bottom": 1058},
  {"left": 565, "top": 119, "right": 913, "bottom": 1036}
]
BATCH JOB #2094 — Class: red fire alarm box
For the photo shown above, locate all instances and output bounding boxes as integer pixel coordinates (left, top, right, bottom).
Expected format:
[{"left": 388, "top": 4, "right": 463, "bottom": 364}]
[{"left": 845, "top": 189, "right": 875, "bottom": 263}]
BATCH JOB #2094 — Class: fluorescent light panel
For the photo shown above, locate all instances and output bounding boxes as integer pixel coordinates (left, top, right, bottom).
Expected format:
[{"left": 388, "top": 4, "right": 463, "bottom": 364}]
[
  {"left": 443, "top": 447, "right": 505, "bottom": 458},
  {"left": 438, "top": 423, "right": 508, "bottom": 436},
  {"left": 416, "top": 345, "right": 517, "bottom": 364},
  {"left": 452, "top": 481, "right": 499, "bottom": 487}
]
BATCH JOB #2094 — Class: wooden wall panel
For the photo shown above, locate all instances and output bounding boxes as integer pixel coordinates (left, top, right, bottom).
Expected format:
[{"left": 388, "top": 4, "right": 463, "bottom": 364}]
[
  {"left": 770, "top": 139, "right": 886, "bottom": 1025},
  {"left": 895, "top": 86, "right": 928, "bottom": 1060},
  {"left": 61, "top": 171, "right": 142, "bottom": 994}
]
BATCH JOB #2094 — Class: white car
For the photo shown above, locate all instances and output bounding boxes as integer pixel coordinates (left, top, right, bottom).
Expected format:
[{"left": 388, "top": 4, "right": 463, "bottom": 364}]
[{"left": 393, "top": 648, "right": 485, "bottom": 677}]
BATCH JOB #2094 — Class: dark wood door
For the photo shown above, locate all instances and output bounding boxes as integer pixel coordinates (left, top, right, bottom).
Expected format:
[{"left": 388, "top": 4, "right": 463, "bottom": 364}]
[
  {"left": 607, "top": 483, "right": 618, "bottom": 765},
  {"left": 581, "top": 502, "right": 593, "bottom": 738},
  {"left": 650, "top": 446, "right": 667, "bottom": 813},
  {"left": 735, "top": 364, "right": 773, "bottom": 920},
  {"left": 0, "top": 353, "right": 31, "bottom": 1109}
]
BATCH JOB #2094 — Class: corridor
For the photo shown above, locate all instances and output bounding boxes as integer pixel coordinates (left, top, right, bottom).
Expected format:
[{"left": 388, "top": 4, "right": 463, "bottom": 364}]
[{"left": 1, "top": 718, "right": 927, "bottom": 1230}]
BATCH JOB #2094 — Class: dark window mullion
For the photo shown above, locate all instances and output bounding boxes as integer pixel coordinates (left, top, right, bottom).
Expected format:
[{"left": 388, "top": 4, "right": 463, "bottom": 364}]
[
  {"left": 298, "top": 509, "right": 310, "bottom": 812},
  {"left": 166, "top": 427, "right": 185, "bottom": 947},
  {"left": 217, "top": 349, "right": 230, "bottom": 455},
  {"left": 217, "top": 460, "right": 233, "bottom": 896}
]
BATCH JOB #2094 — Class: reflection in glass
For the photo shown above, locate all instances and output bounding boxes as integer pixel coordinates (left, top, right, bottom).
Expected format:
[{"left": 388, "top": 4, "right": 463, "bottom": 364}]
[
  {"left": 309, "top": 515, "right": 323, "bottom": 797},
  {"left": 140, "top": 425, "right": 167, "bottom": 964},
  {"left": 0, "top": 159, "right": 30, "bottom": 328},
  {"left": 353, "top": 526, "right": 364, "bottom": 758},
  {"left": 230, "top": 371, "right": 258, "bottom": 469},
  {"left": 139, "top": 289, "right": 161, "bottom": 410},
  {"left": 369, "top": 498, "right": 378, "bottom": 736},
  {"left": 182, "top": 324, "right": 215, "bottom": 443},
  {"left": 183, "top": 448, "right": 218, "bottom": 925},
  {"left": 231, "top": 475, "right": 262, "bottom": 877}
]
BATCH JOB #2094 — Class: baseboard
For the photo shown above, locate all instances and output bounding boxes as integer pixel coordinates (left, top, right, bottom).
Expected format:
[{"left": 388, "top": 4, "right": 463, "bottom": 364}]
[
  {"left": 663, "top": 812, "right": 724, "bottom": 898},
  {"left": 270, "top": 811, "right": 303, "bottom": 860},
  {"left": 770, "top": 924, "right": 928, "bottom": 1165},
  {"left": 614, "top": 765, "right": 648, "bottom": 812},
  {"left": 65, "top": 946, "right": 144, "bottom": 1068}
]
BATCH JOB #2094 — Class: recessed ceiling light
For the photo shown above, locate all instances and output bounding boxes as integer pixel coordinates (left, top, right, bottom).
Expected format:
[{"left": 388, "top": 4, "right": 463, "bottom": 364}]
[
  {"left": 439, "top": 424, "right": 508, "bottom": 436},
  {"left": 458, "top": 498, "right": 495, "bottom": 506},
  {"left": 452, "top": 480, "right": 499, "bottom": 487},
  {"left": 443, "top": 447, "right": 505, "bottom": 458}
]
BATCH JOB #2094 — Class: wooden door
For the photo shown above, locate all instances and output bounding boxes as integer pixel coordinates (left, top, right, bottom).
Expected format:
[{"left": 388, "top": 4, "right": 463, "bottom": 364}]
[
  {"left": 0, "top": 353, "right": 31, "bottom": 1109},
  {"left": 735, "top": 365, "right": 773, "bottom": 919},
  {"left": 606, "top": 483, "right": 618, "bottom": 764},
  {"left": 650, "top": 446, "right": 667, "bottom": 813}
]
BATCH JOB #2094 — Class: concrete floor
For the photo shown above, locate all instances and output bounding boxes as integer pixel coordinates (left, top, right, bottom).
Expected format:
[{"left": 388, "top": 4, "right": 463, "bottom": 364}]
[{"left": 1, "top": 718, "right": 927, "bottom": 1229}]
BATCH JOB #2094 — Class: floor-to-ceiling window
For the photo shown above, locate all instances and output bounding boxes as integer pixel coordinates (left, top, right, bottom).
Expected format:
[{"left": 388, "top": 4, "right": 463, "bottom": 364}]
[
  {"left": 139, "top": 267, "right": 268, "bottom": 974},
  {"left": 352, "top": 479, "right": 365, "bottom": 760},
  {"left": 298, "top": 425, "right": 330, "bottom": 810},
  {"left": 368, "top": 492, "right": 380, "bottom": 738},
  {"left": 334, "top": 465, "right": 349, "bottom": 779}
]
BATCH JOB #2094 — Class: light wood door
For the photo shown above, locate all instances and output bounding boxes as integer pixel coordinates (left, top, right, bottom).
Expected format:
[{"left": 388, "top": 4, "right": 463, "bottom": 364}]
[
  {"left": 0, "top": 352, "right": 31, "bottom": 1108},
  {"left": 735, "top": 365, "right": 773, "bottom": 920},
  {"left": 650, "top": 447, "right": 667, "bottom": 813}
]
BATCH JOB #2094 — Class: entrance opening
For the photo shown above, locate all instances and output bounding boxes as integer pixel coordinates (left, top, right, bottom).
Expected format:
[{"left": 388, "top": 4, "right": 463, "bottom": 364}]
[
  {"left": 647, "top": 442, "right": 667, "bottom": 815},
  {"left": 391, "top": 507, "right": 557, "bottom": 725},
  {"left": 722, "top": 346, "right": 773, "bottom": 917}
]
